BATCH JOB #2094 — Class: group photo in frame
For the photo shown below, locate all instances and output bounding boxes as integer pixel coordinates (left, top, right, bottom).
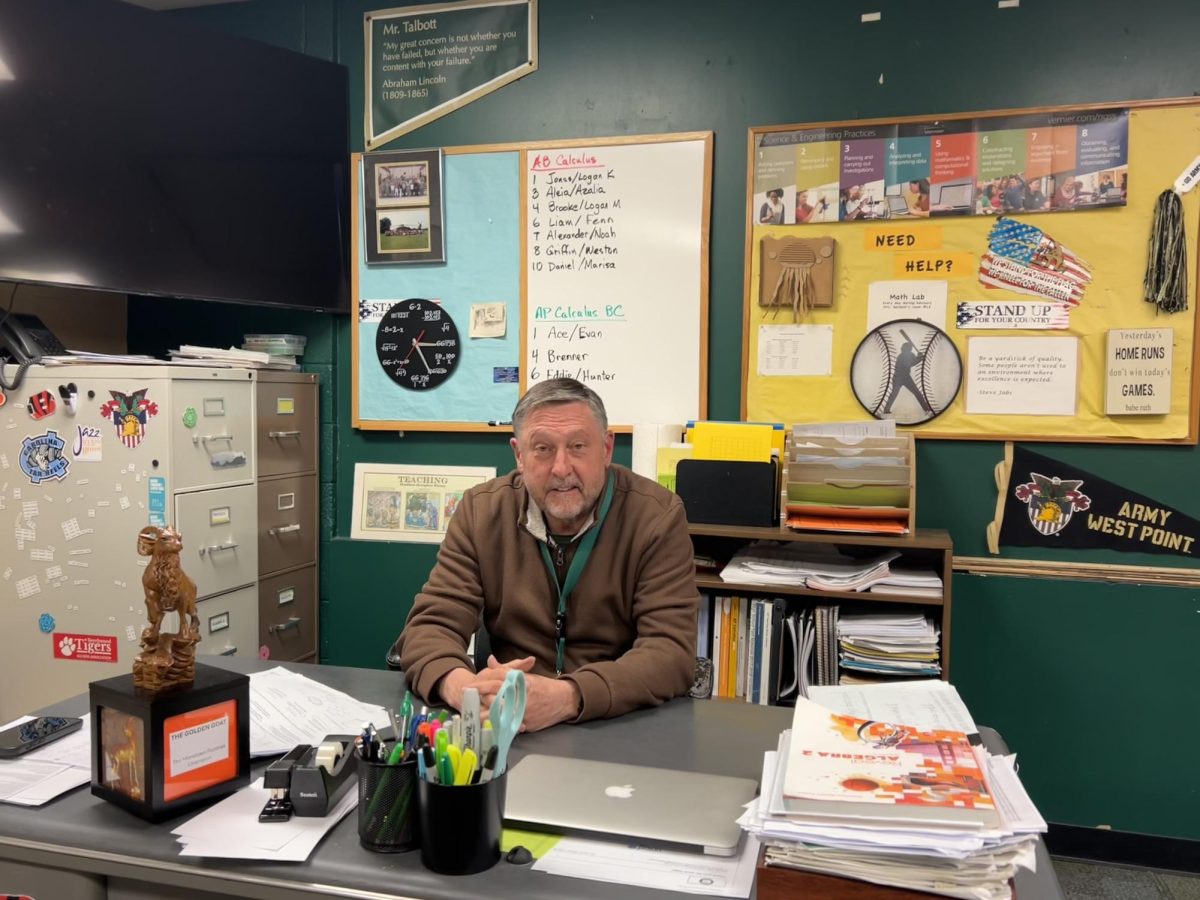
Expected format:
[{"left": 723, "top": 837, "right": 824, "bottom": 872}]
[{"left": 363, "top": 148, "right": 445, "bottom": 264}]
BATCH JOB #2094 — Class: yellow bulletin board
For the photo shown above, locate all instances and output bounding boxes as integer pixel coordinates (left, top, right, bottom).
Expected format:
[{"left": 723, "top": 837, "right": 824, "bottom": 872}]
[{"left": 742, "top": 99, "right": 1200, "bottom": 444}]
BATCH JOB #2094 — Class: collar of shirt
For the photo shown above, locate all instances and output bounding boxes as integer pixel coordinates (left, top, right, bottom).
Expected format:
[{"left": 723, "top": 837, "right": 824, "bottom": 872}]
[{"left": 522, "top": 495, "right": 595, "bottom": 546}]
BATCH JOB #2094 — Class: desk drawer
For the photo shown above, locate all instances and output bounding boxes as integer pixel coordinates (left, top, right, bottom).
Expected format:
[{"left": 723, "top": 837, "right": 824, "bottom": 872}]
[
  {"left": 257, "top": 474, "right": 316, "bottom": 574},
  {"left": 170, "top": 376, "right": 255, "bottom": 490},
  {"left": 258, "top": 566, "right": 317, "bottom": 662},
  {"left": 257, "top": 378, "right": 317, "bottom": 477},
  {"left": 175, "top": 484, "right": 258, "bottom": 599},
  {"left": 197, "top": 585, "right": 258, "bottom": 658}
]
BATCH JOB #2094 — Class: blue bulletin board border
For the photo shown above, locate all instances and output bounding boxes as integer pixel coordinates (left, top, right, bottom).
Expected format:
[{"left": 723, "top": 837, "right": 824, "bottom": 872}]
[{"left": 353, "top": 149, "right": 522, "bottom": 430}]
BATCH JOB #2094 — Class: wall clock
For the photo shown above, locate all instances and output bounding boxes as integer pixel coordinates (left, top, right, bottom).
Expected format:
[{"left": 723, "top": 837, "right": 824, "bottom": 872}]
[{"left": 375, "top": 298, "right": 461, "bottom": 391}]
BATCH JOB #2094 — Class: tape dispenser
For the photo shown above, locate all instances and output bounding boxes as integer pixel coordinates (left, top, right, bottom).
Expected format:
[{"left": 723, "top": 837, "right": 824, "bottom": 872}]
[{"left": 259, "top": 734, "right": 359, "bottom": 822}]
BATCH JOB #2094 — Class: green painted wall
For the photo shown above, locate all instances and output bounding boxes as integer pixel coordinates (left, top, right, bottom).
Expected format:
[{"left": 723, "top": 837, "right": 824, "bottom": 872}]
[{"left": 159, "top": 0, "right": 1200, "bottom": 839}]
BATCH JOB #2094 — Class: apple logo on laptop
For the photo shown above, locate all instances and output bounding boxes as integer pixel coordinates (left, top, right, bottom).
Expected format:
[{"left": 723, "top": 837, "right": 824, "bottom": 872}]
[{"left": 604, "top": 784, "right": 635, "bottom": 799}]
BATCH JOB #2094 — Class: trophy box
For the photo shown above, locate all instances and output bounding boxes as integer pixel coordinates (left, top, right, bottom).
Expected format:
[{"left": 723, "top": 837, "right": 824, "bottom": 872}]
[{"left": 89, "top": 663, "right": 250, "bottom": 822}]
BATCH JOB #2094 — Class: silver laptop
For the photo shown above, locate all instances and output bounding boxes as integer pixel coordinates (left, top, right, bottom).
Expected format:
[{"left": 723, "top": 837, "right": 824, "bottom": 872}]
[
  {"left": 503, "top": 754, "right": 758, "bottom": 856},
  {"left": 887, "top": 195, "right": 910, "bottom": 216}
]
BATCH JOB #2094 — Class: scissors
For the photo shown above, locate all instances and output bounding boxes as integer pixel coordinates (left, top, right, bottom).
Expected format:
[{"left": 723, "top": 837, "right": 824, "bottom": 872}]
[{"left": 489, "top": 668, "right": 526, "bottom": 778}]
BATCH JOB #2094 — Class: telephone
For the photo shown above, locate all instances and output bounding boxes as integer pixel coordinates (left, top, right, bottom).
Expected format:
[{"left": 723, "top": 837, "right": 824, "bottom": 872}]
[
  {"left": 0, "top": 312, "right": 66, "bottom": 364},
  {"left": 0, "top": 313, "right": 66, "bottom": 391}
]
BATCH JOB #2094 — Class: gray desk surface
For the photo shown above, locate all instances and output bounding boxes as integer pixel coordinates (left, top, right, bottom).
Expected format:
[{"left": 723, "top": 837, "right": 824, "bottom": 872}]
[{"left": 0, "top": 658, "right": 1063, "bottom": 900}]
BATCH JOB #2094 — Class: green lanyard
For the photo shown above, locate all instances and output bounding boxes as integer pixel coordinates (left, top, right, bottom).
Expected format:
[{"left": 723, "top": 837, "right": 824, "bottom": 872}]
[{"left": 539, "top": 470, "right": 615, "bottom": 675}]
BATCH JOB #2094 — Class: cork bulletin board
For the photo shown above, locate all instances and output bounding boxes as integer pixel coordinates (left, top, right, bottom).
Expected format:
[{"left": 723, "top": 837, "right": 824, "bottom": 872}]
[{"left": 742, "top": 99, "right": 1200, "bottom": 444}]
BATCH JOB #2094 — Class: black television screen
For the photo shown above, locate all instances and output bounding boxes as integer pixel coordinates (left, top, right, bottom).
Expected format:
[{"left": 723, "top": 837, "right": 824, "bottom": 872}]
[{"left": 0, "top": 0, "right": 349, "bottom": 312}]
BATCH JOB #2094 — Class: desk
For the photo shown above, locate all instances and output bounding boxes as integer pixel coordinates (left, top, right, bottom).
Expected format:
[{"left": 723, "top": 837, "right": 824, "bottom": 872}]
[{"left": 0, "top": 659, "right": 1064, "bottom": 900}]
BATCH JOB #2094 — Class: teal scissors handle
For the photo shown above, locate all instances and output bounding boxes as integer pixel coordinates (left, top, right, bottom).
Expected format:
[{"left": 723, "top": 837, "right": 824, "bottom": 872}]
[{"left": 490, "top": 669, "right": 526, "bottom": 777}]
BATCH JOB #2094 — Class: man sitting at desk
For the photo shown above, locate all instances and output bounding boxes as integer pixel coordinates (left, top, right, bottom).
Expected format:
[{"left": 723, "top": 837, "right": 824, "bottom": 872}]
[{"left": 393, "top": 378, "right": 699, "bottom": 732}]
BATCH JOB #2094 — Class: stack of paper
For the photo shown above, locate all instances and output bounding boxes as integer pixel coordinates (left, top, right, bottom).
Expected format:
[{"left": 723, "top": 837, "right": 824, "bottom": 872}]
[
  {"left": 168, "top": 345, "right": 272, "bottom": 367},
  {"left": 249, "top": 666, "right": 391, "bottom": 756},
  {"left": 738, "top": 696, "right": 1047, "bottom": 900},
  {"left": 837, "top": 613, "right": 941, "bottom": 680},
  {"left": 0, "top": 714, "right": 93, "bottom": 807},
  {"left": 173, "top": 775, "right": 357, "bottom": 860},
  {"left": 865, "top": 565, "right": 944, "bottom": 599},
  {"left": 719, "top": 541, "right": 900, "bottom": 591}
]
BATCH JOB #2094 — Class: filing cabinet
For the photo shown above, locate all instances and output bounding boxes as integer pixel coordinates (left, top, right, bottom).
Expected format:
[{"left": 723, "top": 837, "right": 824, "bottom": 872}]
[{"left": 255, "top": 371, "right": 319, "bottom": 663}]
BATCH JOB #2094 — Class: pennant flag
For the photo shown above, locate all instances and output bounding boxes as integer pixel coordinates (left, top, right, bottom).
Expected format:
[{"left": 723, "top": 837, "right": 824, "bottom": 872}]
[{"left": 990, "top": 444, "right": 1200, "bottom": 557}]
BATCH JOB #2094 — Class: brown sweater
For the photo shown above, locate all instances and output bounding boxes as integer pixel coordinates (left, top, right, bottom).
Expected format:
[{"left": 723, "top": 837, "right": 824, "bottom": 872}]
[{"left": 395, "top": 465, "right": 699, "bottom": 721}]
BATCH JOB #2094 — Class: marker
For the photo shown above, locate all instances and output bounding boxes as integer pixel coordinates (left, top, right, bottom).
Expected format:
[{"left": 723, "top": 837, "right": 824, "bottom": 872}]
[
  {"left": 487, "top": 420, "right": 512, "bottom": 427},
  {"left": 461, "top": 688, "right": 480, "bottom": 755}
]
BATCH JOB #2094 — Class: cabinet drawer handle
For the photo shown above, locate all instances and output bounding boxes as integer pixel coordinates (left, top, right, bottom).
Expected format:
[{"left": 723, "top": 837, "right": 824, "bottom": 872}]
[
  {"left": 193, "top": 434, "right": 234, "bottom": 446},
  {"left": 269, "top": 616, "right": 303, "bottom": 635},
  {"left": 268, "top": 524, "right": 302, "bottom": 536},
  {"left": 217, "top": 646, "right": 237, "bottom": 656},
  {"left": 269, "top": 430, "right": 302, "bottom": 438},
  {"left": 199, "top": 541, "right": 239, "bottom": 556}
]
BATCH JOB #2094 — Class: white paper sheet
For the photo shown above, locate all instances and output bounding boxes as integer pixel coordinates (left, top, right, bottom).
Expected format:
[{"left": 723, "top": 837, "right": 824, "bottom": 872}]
[
  {"left": 532, "top": 833, "right": 760, "bottom": 897},
  {"left": 808, "top": 680, "right": 979, "bottom": 736},
  {"left": 758, "top": 325, "right": 833, "bottom": 376},
  {"left": 0, "top": 714, "right": 92, "bottom": 806},
  {"left": 248, "top": 667, "right": 390, "bottom": 757},
  {"left": 174, "top": 775, "right": 358, "bottom": 860}
]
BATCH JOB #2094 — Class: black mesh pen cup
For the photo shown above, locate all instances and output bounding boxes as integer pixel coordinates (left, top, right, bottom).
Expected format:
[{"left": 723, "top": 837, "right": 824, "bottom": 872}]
[
  {"left": 416, "top": 771, "right": 507, "bottom": 875},
  {"left": 357, "top": 758, "right": 419, "bottom": 852}
]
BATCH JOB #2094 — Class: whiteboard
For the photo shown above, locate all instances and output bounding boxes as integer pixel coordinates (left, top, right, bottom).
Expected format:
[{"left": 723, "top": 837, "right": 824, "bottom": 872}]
[{"left": 522, "top": 134, "right": 710, "bottom": 428}]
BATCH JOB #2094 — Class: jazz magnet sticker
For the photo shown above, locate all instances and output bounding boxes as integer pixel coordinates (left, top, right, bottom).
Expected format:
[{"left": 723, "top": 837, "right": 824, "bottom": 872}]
[
  {"left": 19, "top": 430, "right": 71, "bottom": 484},
  {"left": 39, "top": 613, "right": 56, "bottom": 633},
  {"left": 27, "top": 390, "right": 56, "bottom": 419},
  {"left": 182, "top": 406, "right": 198, "bottom": 428}
]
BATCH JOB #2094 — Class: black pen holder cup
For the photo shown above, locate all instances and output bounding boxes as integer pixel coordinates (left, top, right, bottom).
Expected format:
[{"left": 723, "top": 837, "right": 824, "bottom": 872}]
[
  {"left": 357, "top": 758, "right": 420, "bottom": 852},
  {"left": 416, "top": 771, "right": 507, "bottom": 875}
]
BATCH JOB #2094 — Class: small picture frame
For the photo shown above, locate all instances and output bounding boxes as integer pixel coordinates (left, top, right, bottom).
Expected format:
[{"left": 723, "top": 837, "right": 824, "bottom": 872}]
[
  {"left": 364, "top": 148, "right": 445, "bottom": 265},
  {"left": 350, "top": 462, "right": 495, "bottom": 544}
]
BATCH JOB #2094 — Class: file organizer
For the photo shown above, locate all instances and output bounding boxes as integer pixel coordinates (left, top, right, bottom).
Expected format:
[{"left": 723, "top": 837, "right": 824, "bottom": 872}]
[{"left": 783, "top": 433, "right": 916, "bottom": 535}]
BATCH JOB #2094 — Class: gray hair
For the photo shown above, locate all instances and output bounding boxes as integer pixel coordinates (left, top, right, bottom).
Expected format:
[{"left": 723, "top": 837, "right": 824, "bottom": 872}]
[{"left": 511, "top": 378, "right": 608, "bottom": 438}]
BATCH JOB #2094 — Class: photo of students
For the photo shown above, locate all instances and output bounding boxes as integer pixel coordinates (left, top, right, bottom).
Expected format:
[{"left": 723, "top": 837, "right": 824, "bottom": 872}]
[
  {"left": 904, "top": 178, "right": 930, "bottom": 217},
  {"left": 759, "top": 188, "right": 785, "bottom": 225}
]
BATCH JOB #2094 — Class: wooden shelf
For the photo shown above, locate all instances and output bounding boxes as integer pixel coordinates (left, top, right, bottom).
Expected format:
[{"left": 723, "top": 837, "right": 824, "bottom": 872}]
[
  {"left": 689, "top": 525, "right": 954, "bottom": 681},
  {"left": 689, "top": 522, "right": 950, "bottom": 550}
]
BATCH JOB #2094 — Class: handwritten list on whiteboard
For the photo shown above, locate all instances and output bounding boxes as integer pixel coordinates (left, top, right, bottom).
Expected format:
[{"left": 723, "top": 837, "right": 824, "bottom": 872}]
[{"left": 523, "top": 136, "right": 709, "bottom": 427}]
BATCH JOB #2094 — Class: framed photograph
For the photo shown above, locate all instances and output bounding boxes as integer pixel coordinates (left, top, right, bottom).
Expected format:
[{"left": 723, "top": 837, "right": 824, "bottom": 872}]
[
  {"left": 351, "top": 462, "right": 495, "bottom": 544},
  {"left": 363, "top": 148, "right": 445, "bottom": 264}
]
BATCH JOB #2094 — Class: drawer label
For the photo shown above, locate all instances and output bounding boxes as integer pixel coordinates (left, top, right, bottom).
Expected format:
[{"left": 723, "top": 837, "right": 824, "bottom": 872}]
[
  {"left": 276, "top": 397, "right": 295, "bottom": 415},
  {"left": 277, "top": 492, "right": 296, "bottom": 511},
  {"left": 209, "top": 506, "right": 231, "bottom": 526},
  {"left": 277, "top": 587, "right": 295, "bottom": 605},
  {"left": 203, "top": 397, "right": 225, "bottom": 417}
]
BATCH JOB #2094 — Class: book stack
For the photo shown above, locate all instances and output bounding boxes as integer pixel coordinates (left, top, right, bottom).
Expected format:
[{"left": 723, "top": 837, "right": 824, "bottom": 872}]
[
  {"left": 740, "top": 697, "right": 1047, "bottom": 900},
  {"left": 837, "top": 613, "right": 942, "bottom": 682}
]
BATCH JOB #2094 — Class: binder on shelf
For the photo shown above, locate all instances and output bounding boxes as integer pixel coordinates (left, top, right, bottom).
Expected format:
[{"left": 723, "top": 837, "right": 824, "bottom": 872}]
[{"left": 676, "top": 458, "right": 779, "bottom": 527}]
